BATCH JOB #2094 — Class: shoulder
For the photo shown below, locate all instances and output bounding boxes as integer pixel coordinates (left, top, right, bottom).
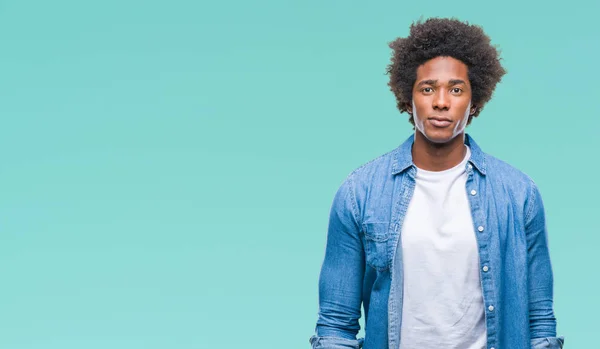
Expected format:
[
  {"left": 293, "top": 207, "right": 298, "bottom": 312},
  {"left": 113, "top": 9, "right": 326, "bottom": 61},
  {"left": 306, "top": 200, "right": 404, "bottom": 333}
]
[
  {"left": 333, "top": 148, "right": 400, "bottom": 225},
  {"left": 483, "top": 152, "right": 542, "bottom": 216},
  {"left": 343, "top": 148, "right": 397, "bottom": 189},
  {"left": 484, "top": 154, "right": 536, "bottom": 187},
  {"left": 329, "top": 149, "right": 397, "bottom": 224}
]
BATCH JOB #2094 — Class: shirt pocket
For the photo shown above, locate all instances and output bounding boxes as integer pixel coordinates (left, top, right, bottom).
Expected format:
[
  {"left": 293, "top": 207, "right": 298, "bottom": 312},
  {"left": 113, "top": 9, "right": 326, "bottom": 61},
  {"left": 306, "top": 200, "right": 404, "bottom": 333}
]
[{"left": 363, "top": 222, "right": 392, "bottom": 271}]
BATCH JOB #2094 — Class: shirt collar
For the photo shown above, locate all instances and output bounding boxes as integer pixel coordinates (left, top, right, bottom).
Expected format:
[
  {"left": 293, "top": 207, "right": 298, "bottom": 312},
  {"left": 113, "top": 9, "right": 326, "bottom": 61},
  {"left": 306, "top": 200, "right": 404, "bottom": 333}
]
[{"left": 391, "top": 133, "right": 487, "bottom": 175}]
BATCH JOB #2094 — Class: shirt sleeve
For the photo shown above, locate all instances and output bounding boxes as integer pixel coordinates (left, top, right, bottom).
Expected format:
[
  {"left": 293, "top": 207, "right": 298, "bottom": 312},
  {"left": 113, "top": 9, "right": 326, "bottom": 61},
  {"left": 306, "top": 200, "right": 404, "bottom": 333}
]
[
  {"left": 531, "top": 336, "right": 565, "bottom": 349},
  {"left": 525, "top": 181, "right": 563, "bottom": 346},
  {"left": 310, "top": 174, "right": 365, "bottom": 349}
]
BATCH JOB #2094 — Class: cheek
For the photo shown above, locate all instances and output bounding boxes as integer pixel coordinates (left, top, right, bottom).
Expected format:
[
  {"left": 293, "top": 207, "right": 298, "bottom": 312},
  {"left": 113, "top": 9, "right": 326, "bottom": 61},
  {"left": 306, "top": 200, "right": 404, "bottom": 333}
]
[
  {"left": 460, "top": 101, "right": 472, "bottom": 123},
  {"left": 412, "top": 100, "right": 422, "bottom": 117},
  {"left": 411, "top": 97, "right": 428, "bottom": 116},
  {"left": 456, "top": 97, "right": 471, "bottom": 115},
  {"left": 412, "top": 101, "right": 429, "bottom": 134}
]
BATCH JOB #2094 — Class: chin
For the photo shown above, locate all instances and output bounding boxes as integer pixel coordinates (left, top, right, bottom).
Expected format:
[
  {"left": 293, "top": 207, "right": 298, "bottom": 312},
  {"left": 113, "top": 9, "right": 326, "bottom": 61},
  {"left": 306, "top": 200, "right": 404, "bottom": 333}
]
[{"left": 420, "top": 129, "right": 459, "bottom": 144}]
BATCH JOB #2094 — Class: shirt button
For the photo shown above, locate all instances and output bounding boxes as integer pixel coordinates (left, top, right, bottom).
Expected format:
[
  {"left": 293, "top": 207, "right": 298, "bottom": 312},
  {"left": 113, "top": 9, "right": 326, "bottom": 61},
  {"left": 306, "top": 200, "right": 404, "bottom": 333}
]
[
  {"left": 470, "top": 189, "right": 477, "bottom": 196},
  {"left": 478, "top": 226, "right": 484, "bottom": 232},
  {"left": 468, "top": 164, "right": 473, "bottom": 169},
  {"left": 488, "top": 305, "right": 495, "bottom": 311},
  {"left": 483, "top": 265, "right": 489, "bottom": 272}
]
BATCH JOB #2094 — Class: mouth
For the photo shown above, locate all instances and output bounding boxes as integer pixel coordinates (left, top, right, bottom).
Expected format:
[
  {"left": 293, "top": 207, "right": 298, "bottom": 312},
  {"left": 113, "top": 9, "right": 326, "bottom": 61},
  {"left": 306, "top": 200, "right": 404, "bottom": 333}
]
[{"left": 428, "top": 116, "right": 452, "bottom": 128}]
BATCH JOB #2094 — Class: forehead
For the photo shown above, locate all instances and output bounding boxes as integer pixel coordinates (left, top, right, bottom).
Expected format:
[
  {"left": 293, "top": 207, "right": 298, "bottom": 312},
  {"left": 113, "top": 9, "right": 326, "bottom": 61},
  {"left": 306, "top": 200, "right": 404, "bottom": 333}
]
[{"left": 416, "top": 56, "right": 469, "bottom": 83}]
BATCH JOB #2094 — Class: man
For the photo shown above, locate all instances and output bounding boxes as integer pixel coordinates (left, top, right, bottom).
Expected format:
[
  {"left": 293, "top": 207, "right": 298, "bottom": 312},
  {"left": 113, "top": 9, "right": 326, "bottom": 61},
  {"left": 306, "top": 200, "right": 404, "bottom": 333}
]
[{"left": 309, "top": 18, "right": 564, "bottom": 349}]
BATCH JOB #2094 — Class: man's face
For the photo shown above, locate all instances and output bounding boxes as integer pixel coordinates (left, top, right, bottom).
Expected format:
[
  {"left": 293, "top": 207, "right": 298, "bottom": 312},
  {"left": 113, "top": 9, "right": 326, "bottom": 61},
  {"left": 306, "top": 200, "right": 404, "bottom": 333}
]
[{"left": 408, "top": 56, "right": 475, "bottom": 144}]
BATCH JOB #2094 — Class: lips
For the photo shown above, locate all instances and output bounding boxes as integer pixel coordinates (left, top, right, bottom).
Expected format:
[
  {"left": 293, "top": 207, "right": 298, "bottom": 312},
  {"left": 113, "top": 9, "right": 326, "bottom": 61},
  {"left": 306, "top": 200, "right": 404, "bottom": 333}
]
[{"left": 428, "top": 116, "right": 452, "bottom": 128}]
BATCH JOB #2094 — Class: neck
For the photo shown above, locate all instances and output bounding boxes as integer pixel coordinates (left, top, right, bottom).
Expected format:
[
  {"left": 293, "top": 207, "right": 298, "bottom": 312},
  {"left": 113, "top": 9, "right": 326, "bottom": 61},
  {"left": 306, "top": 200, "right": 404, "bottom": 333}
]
[{"left": 412, "top": 131, "right": 467, "bottom": 171}]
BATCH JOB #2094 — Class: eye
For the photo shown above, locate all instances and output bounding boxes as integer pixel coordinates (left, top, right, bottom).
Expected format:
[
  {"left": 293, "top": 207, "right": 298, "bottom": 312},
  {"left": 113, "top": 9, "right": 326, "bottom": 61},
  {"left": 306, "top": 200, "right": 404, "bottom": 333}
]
[
  {"left": 421, "top": 87, "right": 434, "bottom": 93},
  {"left": 451, "top": 87, "right": 463, "bottom": 94}
]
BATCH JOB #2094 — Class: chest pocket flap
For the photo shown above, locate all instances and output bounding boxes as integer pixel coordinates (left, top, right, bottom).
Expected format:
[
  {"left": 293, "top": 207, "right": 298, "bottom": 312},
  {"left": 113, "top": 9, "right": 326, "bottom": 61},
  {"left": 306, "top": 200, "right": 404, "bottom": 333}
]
[{"left": 363, "top": 222, "right": 392, "bottom": 271}]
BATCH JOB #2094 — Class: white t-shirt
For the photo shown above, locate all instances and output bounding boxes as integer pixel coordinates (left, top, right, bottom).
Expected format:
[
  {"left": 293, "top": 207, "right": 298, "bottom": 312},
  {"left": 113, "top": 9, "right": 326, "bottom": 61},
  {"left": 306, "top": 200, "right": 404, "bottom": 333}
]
[{"left": 399, "top": 146, "right": 486, "bottom": 349}]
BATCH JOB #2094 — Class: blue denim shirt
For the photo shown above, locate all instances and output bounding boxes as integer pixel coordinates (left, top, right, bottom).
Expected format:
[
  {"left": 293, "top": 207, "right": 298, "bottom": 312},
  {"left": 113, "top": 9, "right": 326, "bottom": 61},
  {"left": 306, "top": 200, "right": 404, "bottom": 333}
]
[{"left": 310, "top": 134, "right": 564, "bottom": 349}]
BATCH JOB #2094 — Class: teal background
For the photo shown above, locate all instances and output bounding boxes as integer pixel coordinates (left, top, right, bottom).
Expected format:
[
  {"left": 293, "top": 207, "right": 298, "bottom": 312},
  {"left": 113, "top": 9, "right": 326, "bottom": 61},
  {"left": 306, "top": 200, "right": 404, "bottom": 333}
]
[{"left": 0, "top": 0, "right": 597, "bottom": 348}]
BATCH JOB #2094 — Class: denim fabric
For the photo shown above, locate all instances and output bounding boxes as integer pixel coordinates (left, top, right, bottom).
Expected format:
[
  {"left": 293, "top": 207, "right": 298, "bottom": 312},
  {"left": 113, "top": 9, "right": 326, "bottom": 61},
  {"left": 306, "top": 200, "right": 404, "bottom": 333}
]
[{"left": 310, "top": 134, "right": 564, "bottom": 349}]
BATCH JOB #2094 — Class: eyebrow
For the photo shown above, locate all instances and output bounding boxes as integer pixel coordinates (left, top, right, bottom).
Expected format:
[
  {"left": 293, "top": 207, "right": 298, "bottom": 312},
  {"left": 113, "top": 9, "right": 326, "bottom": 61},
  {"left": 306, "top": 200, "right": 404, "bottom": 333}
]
[{"left": 416, "top": 79, "right": 467, "bottom": 87}]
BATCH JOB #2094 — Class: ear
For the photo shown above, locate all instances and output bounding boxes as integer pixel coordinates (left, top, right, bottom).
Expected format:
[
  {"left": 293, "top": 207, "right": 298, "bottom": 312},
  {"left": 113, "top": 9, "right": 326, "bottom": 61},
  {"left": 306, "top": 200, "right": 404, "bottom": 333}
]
[
  {"left": 470, "top": 105, "right": 477, "bottom": 115},
  {"left": 406, "top": 101, "right": 413, "bottom": 115}
]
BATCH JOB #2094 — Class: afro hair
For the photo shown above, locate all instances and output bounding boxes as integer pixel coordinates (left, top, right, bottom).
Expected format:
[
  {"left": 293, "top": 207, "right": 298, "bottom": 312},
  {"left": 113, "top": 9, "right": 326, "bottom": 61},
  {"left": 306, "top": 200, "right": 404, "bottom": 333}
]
[{"left": 386, "top": 17, "right": 507, "bottom": 125}]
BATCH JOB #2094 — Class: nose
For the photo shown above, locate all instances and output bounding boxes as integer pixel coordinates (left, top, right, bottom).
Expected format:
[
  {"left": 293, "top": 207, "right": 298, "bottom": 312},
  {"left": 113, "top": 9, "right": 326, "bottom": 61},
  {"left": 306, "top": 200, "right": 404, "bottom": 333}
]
[{"left": 433, "top": 90, "right": 450, "bottom": 111}]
